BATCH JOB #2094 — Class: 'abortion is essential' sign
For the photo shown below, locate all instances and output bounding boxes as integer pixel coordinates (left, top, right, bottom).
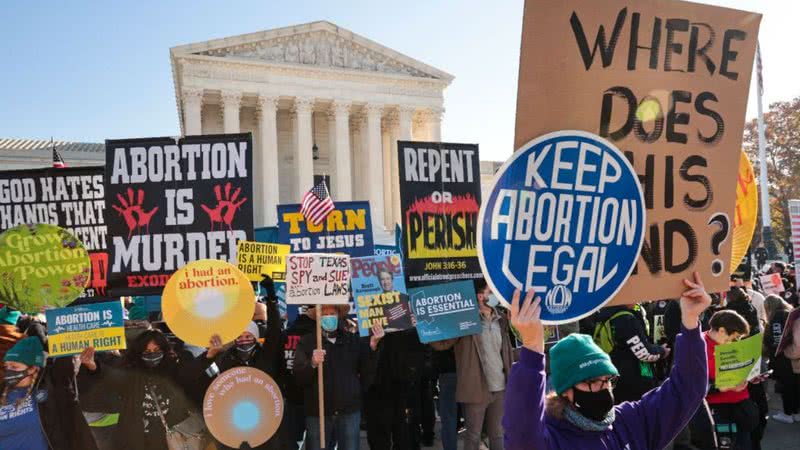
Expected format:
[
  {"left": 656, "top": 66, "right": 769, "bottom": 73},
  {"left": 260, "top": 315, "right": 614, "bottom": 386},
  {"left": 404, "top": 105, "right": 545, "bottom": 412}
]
[{"left": 479, "top": 131, "right": 645, "bottom": 323}]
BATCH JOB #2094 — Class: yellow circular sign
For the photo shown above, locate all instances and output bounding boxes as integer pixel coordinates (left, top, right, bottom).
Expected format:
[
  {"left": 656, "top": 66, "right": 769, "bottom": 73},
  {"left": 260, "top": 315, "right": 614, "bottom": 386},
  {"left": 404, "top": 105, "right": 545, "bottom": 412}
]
[
  {"left": 162, "top": 259, "right": 254, "bottom": 347},
  {"left": 731, "top": 151, "right": 758, "bottom": 269},
  {"left": 203, "top": 367, "right": 284, "bottom": 448}
]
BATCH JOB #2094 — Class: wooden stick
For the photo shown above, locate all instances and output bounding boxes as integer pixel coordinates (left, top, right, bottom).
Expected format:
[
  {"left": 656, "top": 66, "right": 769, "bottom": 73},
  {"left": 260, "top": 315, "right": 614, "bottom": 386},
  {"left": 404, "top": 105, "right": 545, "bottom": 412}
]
[{"left": 316, "top": 304, "right": 325, "bottom": 448}]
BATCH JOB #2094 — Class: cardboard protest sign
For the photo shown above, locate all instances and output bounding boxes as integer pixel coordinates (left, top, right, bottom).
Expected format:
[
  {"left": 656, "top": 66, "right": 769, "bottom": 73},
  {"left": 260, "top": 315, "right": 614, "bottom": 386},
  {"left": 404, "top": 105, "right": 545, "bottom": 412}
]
[
  {"left": 105, "top": 133, "right": 254, "bottom": 296},
  {"left": 731, "top": 151, "right": 758, "bottom": 269},
  {"left": 203, "top": 367, "right": 283, "bottom": 448},
  {"left": 277, "top": 201, "right": 374, "bottom": 257},
  {"left": 285, "top": 253, "right": 350, "bottom": 305},
  {"left": 516, "top": 0, "right": 761, "bottom": 303},
  {"left": 397, "top": 142, "right": 482, "bottom": 288},
  {"left": 409, "top": 280, "right": 481, "bottom": 344},
  {"left": 714, "top": 332, "right": 763, "bottom": 390},
  {"left": 45, "top": 301, "right": 125, "bottom": 356},
  {"left": 479, "top": 131, "right": 646, "bottom": 323},
  {"left": 351, "top": 254, "right": 413, "bottom": 336},
  {"left": 776, "top": 308, "right": 800, "bottom": 356},
  {"left": 0, "top": 166, "right": 109, "bottom": 298},
  {"left": 653, "top": 314, "right": 666, "bottom": 344},
  {"left": 760, "top": 273, "right": 784, "bottom": 295},
  {"left": 0, "top": 224, "right": 91, "bottom": 311},
  {"left": 161, "top": 259, "right": 255, "bottom": 347},
  {"left": 236, "top": 241, "right": 290, "bottom": 282}
]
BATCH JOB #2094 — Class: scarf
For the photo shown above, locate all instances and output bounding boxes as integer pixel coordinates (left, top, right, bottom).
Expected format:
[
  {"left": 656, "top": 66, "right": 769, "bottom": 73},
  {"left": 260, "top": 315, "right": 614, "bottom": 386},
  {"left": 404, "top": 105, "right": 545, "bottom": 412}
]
[{"left": 563, "top": 404, "right": 616, "bottom": 432}]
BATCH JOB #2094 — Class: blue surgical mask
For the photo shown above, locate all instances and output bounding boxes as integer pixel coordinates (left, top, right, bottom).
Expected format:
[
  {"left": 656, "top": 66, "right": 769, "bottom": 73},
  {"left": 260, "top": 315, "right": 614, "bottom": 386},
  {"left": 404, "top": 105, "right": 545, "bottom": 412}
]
[
  {"left": 320, "top": 315, "right": 338, "bottom": 332},
  {"left": 486, "top": 294, "right": 499, "bottom": 308}
]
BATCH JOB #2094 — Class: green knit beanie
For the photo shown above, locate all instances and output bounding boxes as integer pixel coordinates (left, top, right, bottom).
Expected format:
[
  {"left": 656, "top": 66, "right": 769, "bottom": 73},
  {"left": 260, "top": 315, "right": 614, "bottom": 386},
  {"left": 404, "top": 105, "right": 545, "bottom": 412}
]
[
  {"left": 0, "top": 307, "right": 21, "bottom": 325},
  {"left": 4, "top": 337, "right": 45, "bottom": 368},
  {"left": 549, "top": 333, "right": 618, "bottom": 395}
]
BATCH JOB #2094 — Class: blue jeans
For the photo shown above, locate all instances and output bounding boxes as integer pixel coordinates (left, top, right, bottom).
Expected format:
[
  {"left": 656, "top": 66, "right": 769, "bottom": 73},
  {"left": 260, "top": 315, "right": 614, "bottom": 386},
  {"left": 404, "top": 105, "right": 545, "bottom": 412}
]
[
  {"left": 437, "top": 372, "right": 458, "bottom": 450},
  {"left": 305, "top": 412, "right": 360, "bottom": 450}
]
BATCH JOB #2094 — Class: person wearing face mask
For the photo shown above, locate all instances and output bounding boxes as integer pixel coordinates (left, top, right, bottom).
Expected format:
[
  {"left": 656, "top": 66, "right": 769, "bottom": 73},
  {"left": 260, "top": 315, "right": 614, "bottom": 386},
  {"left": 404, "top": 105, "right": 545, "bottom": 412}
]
[
  {"left": 294, "top": 304, "right": 383, "bottom": 450},
  {"left": 430, "top": 279, "right": 514, "bottom": 450},
  {"left": 0, "top": 337, "right": 98, "bottom": 450},
  {"left": 0, "top": 306, "right": 24, "bottom": 379},
  {"left": 78, "top": 329, "right": 192, "bottom": 450},
  {"left": 504, "top": 272, "right": 712, "bottom": 450}
]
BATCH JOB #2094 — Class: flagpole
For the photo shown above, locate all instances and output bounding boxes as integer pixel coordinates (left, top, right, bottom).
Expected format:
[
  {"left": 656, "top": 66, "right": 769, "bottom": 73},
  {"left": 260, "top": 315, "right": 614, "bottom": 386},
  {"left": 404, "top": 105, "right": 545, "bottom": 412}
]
[{"left": 755, "top": 42, "right": 778, "bottom": 259}]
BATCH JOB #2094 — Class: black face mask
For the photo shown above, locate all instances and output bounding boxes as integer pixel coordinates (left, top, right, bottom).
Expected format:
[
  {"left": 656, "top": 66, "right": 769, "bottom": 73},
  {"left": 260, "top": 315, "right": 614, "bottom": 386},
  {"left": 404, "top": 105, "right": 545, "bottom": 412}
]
[
  {"left": 235, "top": 343, "right": 257, "bottom": 361},
  {"left": 141, "top": 352, "right": 164, "bottom": 368},
  {"left": 572, "top": 387, "right": 615, "bottom": 421},
  {"left": 3, "top": 369, "right": 28, "bottom": 388}
]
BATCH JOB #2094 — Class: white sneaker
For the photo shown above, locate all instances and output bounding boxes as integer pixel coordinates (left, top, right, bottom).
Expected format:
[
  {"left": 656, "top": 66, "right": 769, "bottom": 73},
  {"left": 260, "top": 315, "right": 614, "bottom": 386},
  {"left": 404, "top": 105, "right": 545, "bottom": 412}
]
[{"left": 772, "top": 412, "right": 795, "bottom": 424}]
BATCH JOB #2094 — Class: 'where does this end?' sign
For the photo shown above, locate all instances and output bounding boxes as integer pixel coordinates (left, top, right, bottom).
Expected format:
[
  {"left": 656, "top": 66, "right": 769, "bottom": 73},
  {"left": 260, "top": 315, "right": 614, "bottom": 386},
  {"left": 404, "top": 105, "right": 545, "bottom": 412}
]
[
  {"left": 515, "top": 0, "right": 761, "bottom": 302},
  {"left": 285, "top": 253, "right": 350, "bottom": 305}
]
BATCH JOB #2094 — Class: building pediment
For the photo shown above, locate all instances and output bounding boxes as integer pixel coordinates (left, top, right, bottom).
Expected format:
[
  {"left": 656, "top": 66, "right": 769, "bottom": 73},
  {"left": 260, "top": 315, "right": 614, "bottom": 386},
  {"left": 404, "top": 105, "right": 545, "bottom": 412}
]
[{"left": 171, "top": 21, "right": 453, "bottom": 83}]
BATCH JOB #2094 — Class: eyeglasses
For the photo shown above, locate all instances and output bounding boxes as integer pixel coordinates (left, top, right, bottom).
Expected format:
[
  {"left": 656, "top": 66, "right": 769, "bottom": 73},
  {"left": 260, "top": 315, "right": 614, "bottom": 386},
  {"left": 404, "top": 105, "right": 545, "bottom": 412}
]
[{"left": 577, "top": 376, "right": 618, "bottom": 392}]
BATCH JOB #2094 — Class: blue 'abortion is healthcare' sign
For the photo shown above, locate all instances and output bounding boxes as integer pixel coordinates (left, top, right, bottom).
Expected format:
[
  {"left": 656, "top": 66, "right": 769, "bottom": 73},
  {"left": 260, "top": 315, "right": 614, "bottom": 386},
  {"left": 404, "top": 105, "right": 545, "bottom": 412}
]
[{"left": 478, "top": 130, "right": 645, "bottom": 324}]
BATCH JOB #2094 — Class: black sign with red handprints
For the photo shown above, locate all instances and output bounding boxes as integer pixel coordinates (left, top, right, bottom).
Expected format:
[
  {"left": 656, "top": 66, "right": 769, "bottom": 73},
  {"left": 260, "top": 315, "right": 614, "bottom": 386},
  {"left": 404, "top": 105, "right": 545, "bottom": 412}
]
[
  {"left": 0, "top": 166, "right": 110, "bottom": 299},
  {"left": 104, "top": 133, "right": 254, "bottom": 296}
]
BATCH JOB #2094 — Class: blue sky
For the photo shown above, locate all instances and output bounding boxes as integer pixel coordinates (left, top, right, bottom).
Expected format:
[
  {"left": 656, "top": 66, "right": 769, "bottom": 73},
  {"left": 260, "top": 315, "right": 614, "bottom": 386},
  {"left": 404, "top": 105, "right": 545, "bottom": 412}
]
[{"left": 0, "top": 1, "right": 796, "bottom": 162}]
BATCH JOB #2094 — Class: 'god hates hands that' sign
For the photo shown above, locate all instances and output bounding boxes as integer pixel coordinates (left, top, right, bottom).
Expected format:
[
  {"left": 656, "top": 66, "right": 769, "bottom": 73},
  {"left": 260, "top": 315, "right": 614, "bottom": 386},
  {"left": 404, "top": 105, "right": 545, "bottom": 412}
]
[
  {"left": 479, "top": 131, "right": 645, "bottom": 323},
  {"left": 285, "top": 253, "right": 350, "bottom": 305},
  {"left": 277, "top": 201, "right": 373, "bottom": 257}
]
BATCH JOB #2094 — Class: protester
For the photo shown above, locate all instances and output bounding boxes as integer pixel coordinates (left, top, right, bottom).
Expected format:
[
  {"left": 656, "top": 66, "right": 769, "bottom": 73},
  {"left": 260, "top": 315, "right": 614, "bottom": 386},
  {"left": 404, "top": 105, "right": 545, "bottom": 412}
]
[
  {"left": 733, "top": 277, "right": 766, "bottom": 326},
  {"left": 283, "top": 306, "right": 317, "bottom": 450},
  {"left": 431, "top": 346, "right": 458, "bottom": 450},
  {"left": 0, "top": 307, "right": 23, "bottom": 378},
  {"left": 431, "top": 279, "right": 513, "bottom": 450},
  {"left": 593, "top": 304, "right": 669, "bottom": 403},
  {"left": 0, "top": 337, "right": 98, "bottom": 450},
  {"left": 503, "top": 272, "right": 712, "bottom": 450},
  {"left": 294, "top": 304, "right": 383, "bottom": 450},
  {"left": 78, "top": 329, "right": 194, "bottom": 450},
  {"left": 779, "top": 296, "right": 800, "bottom": 421},
  {"left": 763, "top": 294, "right": 799, "bottom": 423},
  {"left": 705, "top": 310, "right": 759, "bottom": 450}
]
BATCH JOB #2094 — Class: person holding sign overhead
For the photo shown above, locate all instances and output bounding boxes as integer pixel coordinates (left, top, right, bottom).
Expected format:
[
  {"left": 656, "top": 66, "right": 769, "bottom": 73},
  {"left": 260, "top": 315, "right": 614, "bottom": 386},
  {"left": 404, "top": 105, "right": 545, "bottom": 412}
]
[
  {"left": 504, "top": 272, "right": 712, "bottom": 450},
  {"left": 293, "top": 304, "right": 383, "bottom": 450}
]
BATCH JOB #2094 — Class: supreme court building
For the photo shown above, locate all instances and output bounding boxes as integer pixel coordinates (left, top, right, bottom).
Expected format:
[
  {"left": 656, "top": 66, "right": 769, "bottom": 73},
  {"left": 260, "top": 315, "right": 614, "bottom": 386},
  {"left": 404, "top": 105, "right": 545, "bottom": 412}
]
[
  {"left": 0, "top": 21, "right": 501, "bottom": 239},
  {"left": 171, "top": 21, "right": 453, "bottom": 233}
]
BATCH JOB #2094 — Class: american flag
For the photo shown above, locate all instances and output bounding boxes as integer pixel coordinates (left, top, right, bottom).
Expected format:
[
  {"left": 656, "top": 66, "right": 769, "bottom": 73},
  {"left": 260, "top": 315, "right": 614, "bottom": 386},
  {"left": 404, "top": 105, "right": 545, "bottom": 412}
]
[
  {"left": 300, "top": 181, "right": 335, "bottom": 226},
  {"left": 756, "top": 42, "right": 764, "bottom": 98},
  {"left": 52, "top": 138, "right": 66, "bottom": 168}
]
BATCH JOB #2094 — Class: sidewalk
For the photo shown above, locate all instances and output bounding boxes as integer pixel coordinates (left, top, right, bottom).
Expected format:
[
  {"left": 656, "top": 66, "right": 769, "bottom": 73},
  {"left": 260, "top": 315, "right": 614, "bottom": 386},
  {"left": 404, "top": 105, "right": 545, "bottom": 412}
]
[{"left": 760, "top": 381, "right": 798, "bottom": 450}]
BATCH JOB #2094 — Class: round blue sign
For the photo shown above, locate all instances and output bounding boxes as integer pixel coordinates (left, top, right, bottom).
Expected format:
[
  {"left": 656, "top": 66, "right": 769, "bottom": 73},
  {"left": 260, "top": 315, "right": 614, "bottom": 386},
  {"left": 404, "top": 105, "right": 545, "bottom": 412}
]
[{"left": 478, "top": 130, "right": 645, "bottom": 324}]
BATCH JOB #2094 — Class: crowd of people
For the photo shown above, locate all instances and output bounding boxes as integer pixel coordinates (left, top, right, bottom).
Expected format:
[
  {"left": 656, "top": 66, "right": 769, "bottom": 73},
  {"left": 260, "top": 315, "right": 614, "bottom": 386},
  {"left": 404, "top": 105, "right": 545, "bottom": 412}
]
[{"left": 0, "top": 261, "right": 798, "bottom": 450}]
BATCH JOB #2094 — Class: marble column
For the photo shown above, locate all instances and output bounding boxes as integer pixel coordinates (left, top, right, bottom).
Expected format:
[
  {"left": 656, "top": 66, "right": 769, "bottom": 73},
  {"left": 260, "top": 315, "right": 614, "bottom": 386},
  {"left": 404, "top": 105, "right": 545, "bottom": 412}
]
[
  {"left": 330, "top": 101, "right": 352, "bottom": 201},
  {"left": 386, "top": 112, "right": 400, "bottom": 227},
  {"left": 391, "top": 106, "right": 414, "bottom": 226},
  {"left": 257, "top": 95, "right": 280, "bottom": 226},
  {"left": 364, "top": 104, "right": 385, "bottom": 230},
  {"left": 293, "top": 97, "right": 315, "bottom": 201},
  {"left": 221, "top": 90, "right": 242, "bottom": 134},
  {"left": 427, "top": 107, "right": 443, "bottom": 142},
  {"left": 182, "top": 88, "right": 204, "bottom": 136},
  {"left": 381, "top": 120, "right": 393, "bottom": 228}
]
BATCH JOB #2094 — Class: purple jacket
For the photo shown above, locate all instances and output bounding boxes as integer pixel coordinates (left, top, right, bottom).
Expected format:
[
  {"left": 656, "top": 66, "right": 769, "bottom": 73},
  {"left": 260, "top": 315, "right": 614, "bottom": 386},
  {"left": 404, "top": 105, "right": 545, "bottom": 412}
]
[{"left": 503, "top": 325, "right": 707, "bottom": 450}]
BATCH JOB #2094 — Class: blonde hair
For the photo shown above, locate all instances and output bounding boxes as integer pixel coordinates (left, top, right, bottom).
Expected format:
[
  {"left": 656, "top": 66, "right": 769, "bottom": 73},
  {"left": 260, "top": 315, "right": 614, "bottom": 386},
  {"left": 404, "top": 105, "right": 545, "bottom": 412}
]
[{"left": 764, "top": 294, "right": 793, "bottom": 323}]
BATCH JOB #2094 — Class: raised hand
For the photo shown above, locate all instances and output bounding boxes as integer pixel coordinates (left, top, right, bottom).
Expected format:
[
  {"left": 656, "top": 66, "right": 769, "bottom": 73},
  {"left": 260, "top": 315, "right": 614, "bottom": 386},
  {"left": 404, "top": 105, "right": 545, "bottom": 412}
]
[
  {"left": 79, "top": 346, "right": 97, "bottom": 371},
  {"left": 207, "top": 334, "right": 224, "bottom": 360},
  {"left": 370, "top": 322, "right": 385, "bottom": 351},
  {"left": 111, "top": 188, "right": 159, "bottom": 238},
  {"left": 200, "top": 182, "right": 248, "bottom": 230},
  {"left": 679, "top": 271, "right": 712, "bottom": 329},
  {"left": 510, "top": 289, "right": 544, "bottom": 353}
]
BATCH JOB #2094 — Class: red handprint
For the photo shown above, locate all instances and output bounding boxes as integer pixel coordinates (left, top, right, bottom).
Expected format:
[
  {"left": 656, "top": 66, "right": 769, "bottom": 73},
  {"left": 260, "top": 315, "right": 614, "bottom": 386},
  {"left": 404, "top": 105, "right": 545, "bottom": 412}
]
[
  {"left": 201, "top": 182, "right": 248, "bottom": 230},
  {"left": 112, "top": 188, "right": 159, "bottom": 238}
]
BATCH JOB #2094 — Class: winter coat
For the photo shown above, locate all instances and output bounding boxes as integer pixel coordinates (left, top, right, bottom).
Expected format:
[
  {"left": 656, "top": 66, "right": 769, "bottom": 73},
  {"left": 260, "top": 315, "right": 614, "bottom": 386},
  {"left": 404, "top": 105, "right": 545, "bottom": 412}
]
[
  {"left": 726, "top": 297, "right": 762, "bottom": 336},
  {"left": 282, "top": 314, "right": 316, "bottom": 405},
  {"left": 77, "top": 358, "right": 191, "bottom": 450},
  {"left": 783, "top": 313, "right": 800, "bottom": 374},
  {"left": 293, "top": 328, "right": 379, "bottom": 417},
  {"left": 503, "top": 325, "right": 708, "bottom": 450}
]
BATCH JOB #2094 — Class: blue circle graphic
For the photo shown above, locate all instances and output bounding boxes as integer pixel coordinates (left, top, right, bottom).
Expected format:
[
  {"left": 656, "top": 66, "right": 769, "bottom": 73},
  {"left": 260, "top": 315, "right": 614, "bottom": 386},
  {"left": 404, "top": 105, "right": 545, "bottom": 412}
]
[
  {"left": 478, "top": 130, "right": 645, "bottom": 323},
  {"left": 231, "top": 400, "right": 261, "bottom": 431}
]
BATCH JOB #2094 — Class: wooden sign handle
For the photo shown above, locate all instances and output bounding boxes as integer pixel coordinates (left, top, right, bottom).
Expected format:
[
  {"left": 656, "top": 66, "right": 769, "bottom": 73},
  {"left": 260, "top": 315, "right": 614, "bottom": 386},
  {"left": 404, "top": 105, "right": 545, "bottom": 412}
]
[{"left": 316, "top": 304, "right": 325, "bottom": 448}]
